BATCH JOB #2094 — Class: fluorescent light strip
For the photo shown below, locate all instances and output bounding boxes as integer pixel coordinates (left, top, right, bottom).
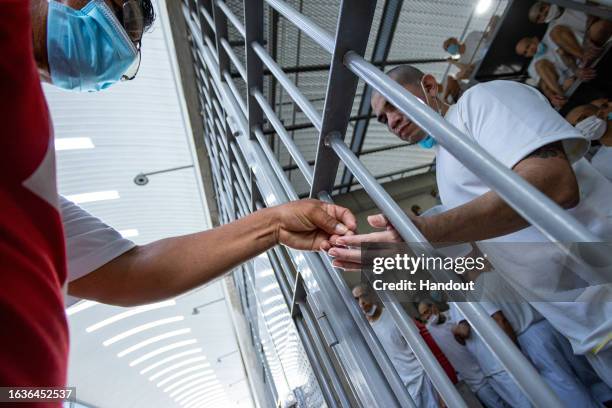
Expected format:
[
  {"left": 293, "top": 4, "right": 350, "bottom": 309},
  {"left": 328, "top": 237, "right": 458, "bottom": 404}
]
[
  {"left": 262, "top": 295, "right": 283, "bottom": 305},
  {"left": 119, "top": 229, "right": 139, "bottom": 238},
  {"left": 169, "top": 377, "right": 221, "bottom": 398},
  {"left": 169, "top": 378, "right": 221, "bottom": 399},
  {"left": 183, "top": 391, "right": 227, "bottom": 408},
  {"left": 118, "top": 328, "right": 191, "bottom": 357},
  {"left": 163, "top": 372, "right": 216, "bottom": 393},
  {"left": 181, "top": 389, "right": 226, "bottom": 407},
  {"left": 263, "top": 304, "right": 287, "bottom": 316},
  {"left": 260, "top": 283, "right": 276, "bottom": 293},
  {"left": 148, "top": 356, "right": 209, "bottom": 381},
  {"left": 130, "top": 339, "right": 197, "bottom": 367},
  {"left": 156, "top": 364, "right": 212, "bottom": 387},
  {"left": 103, "top": 316, "right": 184, "bottom": 346},
  {"left": 86, "top": 300, "right": 175, "bottom": 333},
  {"left": 176, "top": 383, "right": 223, "bottom": 404},
  {"left": 66, "top": 190, "right": 119, "bottom": 204},
  {"left": 140, "top": 348, "right": 202, "bottom": 374},
  {"left": 55, "top": 137, "right": 94, "bottom": 151},
  {"left": 66, "top": 300, "right": 98, "bottom": 316}
]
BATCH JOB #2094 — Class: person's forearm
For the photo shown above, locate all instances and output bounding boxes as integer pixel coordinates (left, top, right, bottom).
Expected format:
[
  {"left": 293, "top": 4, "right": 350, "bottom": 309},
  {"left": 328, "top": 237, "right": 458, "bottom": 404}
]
[
  {"left": 71, "top": 208, "right": 279, "bottom": 306},
  {"left": 492, "top": 312, "right": 518, "bottom": 344}
]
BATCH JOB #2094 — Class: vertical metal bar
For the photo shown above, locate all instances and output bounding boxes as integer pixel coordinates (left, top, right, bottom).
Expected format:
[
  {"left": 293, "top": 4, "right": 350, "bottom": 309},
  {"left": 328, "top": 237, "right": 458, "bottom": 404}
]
[
  {"left": 309, "top": 0, "right": 377, "bottom": 197},
  {"left": 339, "top": 0, "right": 404, "bottom": 193},
  {"left": 244, "top": 0, "right": 265, "bottom": 141}
]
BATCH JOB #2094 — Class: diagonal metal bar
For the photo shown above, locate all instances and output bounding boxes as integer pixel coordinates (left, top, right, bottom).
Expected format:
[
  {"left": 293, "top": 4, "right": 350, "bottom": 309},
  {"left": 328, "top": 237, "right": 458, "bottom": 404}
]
[
  {"left": 339, "top": 0, "right": 404, "bottom": 194},
  {"left": 244, "top": 0, "right": 265, "bottom": 141}
]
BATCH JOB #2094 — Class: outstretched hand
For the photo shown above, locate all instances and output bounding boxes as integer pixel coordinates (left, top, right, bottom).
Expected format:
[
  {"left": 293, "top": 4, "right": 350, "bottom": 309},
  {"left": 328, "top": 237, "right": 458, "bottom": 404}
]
[
  {"left": 321, "top": 213, "right": 406, "bottom": 271},
  {"left": 274, "top": 199, "right": 357, "bottom": 251}
]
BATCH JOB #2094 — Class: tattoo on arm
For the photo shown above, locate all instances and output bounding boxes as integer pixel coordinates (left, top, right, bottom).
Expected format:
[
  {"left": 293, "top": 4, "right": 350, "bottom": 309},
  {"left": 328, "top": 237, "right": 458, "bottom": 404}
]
[{"left": 526, "top": 142, "right": 566, "bottom": 159}]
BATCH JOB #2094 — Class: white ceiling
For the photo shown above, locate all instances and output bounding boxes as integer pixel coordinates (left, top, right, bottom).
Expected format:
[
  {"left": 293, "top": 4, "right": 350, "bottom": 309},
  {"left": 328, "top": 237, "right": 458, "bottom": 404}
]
[{"left": 45, "top": 0, "right": 253, "bottom": 407}]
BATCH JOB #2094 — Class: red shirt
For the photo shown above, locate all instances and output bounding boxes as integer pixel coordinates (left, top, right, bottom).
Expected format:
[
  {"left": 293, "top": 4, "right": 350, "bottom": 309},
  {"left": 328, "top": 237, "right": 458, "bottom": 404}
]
[
  {"left": 0, "top": 0, "right": 68, "bottom": 403},
  {"left": 415, "top": 319, "right": 458, "bottom": 384}
]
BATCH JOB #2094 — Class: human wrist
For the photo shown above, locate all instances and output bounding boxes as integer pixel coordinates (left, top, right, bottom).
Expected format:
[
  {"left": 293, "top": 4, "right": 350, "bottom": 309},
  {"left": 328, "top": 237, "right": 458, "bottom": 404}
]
[{"left": 253, "top": 206, "right": 282, "bottom": 247}]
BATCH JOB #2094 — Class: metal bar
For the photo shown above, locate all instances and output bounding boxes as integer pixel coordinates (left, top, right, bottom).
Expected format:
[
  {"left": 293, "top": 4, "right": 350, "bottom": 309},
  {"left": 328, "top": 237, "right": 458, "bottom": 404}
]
[
  {"left": 254, "top": 128, "right": 298, "bottom": 200},
  {"left": 216, "top": 0, "right": 246, "bottom": 38},
  {"left": 344, "top": 52, "right": 609, "bottom": 264},
  {"left": 340, "top": 0, "right": 404, "bottom": 194},
  {"left": 264, "top": 113, "right": 375, "bottom": 135},
  {"left": 252, "top": 90, "right": 314, "bottom": 185},
  {"left": 231, "top": 58, "right": 448, "bottom": 78},
  {"left": 327, "top": 134, "right": 563, "bottom": 408},
  {"left": 244, "top": 0, "right": 265, "bottom": 141},
  {"left": 252, "top": 42, "right": 323, "bottom": 131},
  {"left": 223, "top": 71, "right": 247, "bottom": 115},
  {"left": 309, "top": 0, "right": 376, "bottom": 197},
  {"left": 265, "top": 0, "right": 334, "bottom": 53},
  {"left": 220, "top": 38, "right": 247, "bottom": 82},
  {"left": 545, "top": 0, "right": 612, "bottom": 20}
]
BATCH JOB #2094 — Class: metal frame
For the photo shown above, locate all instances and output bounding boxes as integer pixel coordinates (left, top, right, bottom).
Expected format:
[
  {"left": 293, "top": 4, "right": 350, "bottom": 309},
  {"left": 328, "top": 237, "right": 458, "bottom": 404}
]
[
  {"left": 180, "top": 0, "right": 612, "bottom": 407},
  {"left": 339, "top": 0, "right": 404, "bottom": 194}
]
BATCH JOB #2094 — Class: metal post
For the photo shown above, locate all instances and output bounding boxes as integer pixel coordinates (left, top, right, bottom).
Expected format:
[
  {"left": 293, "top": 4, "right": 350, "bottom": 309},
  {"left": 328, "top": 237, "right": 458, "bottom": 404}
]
[
  {"left": 309, "top": 0, "right": 377, "bottom": 197},
  {"left": 339, "top": 0, "right": 404, "bottom": 194},
  {"left": 243, "top": 0, "right": 265, "bottom": 142}
]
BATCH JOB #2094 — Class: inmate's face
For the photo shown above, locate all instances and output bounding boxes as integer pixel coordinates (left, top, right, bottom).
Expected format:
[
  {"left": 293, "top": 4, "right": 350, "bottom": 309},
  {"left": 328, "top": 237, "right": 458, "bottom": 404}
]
[
  {"left": 371, "top": 83, "right": 428, "bottom": 144},
  {"left": 531, "top": 3, "right": 550, "bottom": 24},
  {"left": 566, "top": 105, "right": 599, "bottom": 126},
  {"left": 516, "top": 37, "right": 539, "bottom": 58},
  {"left": 352, "top": 287, "right": 376, "bottom": 315}
]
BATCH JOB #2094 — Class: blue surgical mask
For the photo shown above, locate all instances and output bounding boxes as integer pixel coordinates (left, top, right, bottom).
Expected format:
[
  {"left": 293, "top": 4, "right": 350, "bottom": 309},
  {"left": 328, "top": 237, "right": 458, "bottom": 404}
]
[
  {"left": 47, "top": 0, "right": 138, "bottom": 92},
  {"left": 534, "top": 42, "right": 548, "bottom": 58},
  {"left": 419, "top": 135, "right": 438, "bottom": 149},
  {"left": 608, "top": 112, "right": 612, "bottom": 120},
  {"left": 446, "top": 43, "right": 460, "bottom": 56}
]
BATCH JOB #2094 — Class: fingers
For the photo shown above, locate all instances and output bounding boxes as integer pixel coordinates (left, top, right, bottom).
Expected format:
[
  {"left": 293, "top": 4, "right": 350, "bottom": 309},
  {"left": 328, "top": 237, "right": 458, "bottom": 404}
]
[
  {"left": 310, "top": 206, "right": 349, "bottom": 236},
  {"left": 326, "top": 204, "right": 357, "bottom": 232},
  {"left": 367, "top": 213, "right": 389, "bottom": 228},
  {"left": 331, "top": 260, "right": 362, "bottom": 271},
  {"left": 328, "top": 246, "right": 361, "bottom": 264},
  {"left": 334, "top": 230, "right": 398, "bottom": 247}
]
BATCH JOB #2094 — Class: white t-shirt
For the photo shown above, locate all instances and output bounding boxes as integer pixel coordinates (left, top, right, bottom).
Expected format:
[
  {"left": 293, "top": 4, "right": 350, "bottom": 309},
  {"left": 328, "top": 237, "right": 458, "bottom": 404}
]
[
  {"left": 370, "top": 309, "right": 433, "bottom": 405},
  {"left": 474, "top": 271, "right": 543, "bottom": 335},
  {"left": 550, "top": 7, "right": 587, "bottom": 39},
  {"left": 437, "top": 81, "right": 611, "bottom": 354},
  {"left": 459, "top": 31, "right": 489, "bottom": 66},
  {"left": 527, "top": 33, "right": 573, "bottom": 85},
  {"left": 448, "top": 303, "right": 505, "bottom": 376},
  {"left": 60, "top": 196, "right": 136, "bottom": 306},
  {"left": 591, "top": 146, "right": 612, "bottom": 182},
  {"left": 426, "top": 312, "right": 487, "bottom": 391}
]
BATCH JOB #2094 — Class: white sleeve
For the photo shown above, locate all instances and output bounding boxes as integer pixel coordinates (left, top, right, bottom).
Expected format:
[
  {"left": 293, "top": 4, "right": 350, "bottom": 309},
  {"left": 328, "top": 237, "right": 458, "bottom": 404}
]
[
  {"left": 60, "top": 195, "right": 136, "bottom": 283},
  {"left": 457, "top": 81, "right": 588, "bottom": 167}
]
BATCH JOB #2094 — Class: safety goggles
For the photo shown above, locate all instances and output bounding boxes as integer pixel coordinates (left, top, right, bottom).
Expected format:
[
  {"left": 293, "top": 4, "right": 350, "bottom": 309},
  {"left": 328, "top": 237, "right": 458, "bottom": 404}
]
[{"left": 119, "top": 0, "right": 144, "bottom": 80}]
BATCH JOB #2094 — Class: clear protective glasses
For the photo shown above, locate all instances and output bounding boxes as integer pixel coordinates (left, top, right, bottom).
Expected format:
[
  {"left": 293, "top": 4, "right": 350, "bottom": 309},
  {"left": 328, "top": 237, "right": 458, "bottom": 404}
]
[{"left": 119, "top": 0, "right": 144, "bottom": 80}]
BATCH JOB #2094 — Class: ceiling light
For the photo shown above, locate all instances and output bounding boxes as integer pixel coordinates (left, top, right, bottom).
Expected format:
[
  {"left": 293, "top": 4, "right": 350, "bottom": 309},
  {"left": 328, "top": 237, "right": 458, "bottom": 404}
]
[
  {"left": 148, "top": 356, "right": 209, "bottom": 381},
  {"left": 66, "top": 300, "right": 97, "bottom": 316},
  {"left": 260, "top": 283, "right": 276, "bottom": 293},
  {"left": 119, "top": 229, "right": 139, "bottom": 238},
  {"left": 156, "top": 364, "right": 213, "bottom": 387},
  {"left": 163, "top": 372, "right": 216, "bottom": 393},
  {"left": 118, "top": 328, "right": 191, "bottom": 357},
  {"left": 130, "top": 339, "right": 197, "bottom": 367},
  {"left": 55, "top": 137, "right": 94, "bottom": 151},
  {"left": 86, "top": 300, "right": 176, "bottom": 333},
  {"left": 475, "top": 0, "right": 492, "bottom": 14},
  {"left": 169, "top": 378, "right": 222, "bottom": 399},
  {"left": 103, "top": 316, "right": 184, "bottom": 346},
  {"left": 176, "top": 384, "right": 224, "bottom": 404},
  {"left": 66, "top": 190, "right": 119, "bottom": 204},
  {"left": 183, "top": 391, "right": 227, "bottom": 408},
  {"left": 140, "top": 348, "right": 202, "bottom": 374}
]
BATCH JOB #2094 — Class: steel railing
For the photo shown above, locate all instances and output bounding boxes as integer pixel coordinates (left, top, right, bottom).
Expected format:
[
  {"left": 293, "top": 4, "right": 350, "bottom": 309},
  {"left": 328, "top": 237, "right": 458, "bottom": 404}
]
[{"left": 177, "top": 0, "right": 610, "bottom": 407}]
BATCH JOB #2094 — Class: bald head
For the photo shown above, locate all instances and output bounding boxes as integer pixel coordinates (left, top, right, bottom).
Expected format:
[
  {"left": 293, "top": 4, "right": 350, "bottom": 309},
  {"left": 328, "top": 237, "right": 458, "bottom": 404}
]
[{"left": 372, "top": 65, "right": 425, "bottom": 101}]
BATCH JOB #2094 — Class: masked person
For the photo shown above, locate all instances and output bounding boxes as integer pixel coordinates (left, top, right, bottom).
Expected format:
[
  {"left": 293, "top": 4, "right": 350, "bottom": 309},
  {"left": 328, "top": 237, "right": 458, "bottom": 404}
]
[
  {"left": 528, "top": 1, "right": 612, "bottom": 66},
  {"left": 567, "top": 103, "right": 612, "bottom": 182},
  {"left": 352, "top": 284, "right": 442, "bottom": 408},
  {"left": 418, "top": 300, "right": 508, "bottom": 408},
  {"left": 325, "top": 65, "right": 612, "bottom": 389},
  {"left": 0, "top": 0, "right": 359, "bottom": 394}
]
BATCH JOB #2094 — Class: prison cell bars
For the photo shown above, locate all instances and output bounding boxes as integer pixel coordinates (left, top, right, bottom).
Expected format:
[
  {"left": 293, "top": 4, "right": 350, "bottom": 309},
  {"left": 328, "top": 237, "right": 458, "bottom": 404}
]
[{"left": 180, "top": 0, "right": 610, "bottom": 407}]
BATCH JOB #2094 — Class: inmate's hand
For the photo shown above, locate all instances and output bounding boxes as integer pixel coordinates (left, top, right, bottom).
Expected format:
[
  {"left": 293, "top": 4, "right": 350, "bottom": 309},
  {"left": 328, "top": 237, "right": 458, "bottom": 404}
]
[
  {"left": 274, "top": 199, "right": 357, "bottom": 251},
  {"left": 322, "top": 214, "right": 405, "bottom": 271}
]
